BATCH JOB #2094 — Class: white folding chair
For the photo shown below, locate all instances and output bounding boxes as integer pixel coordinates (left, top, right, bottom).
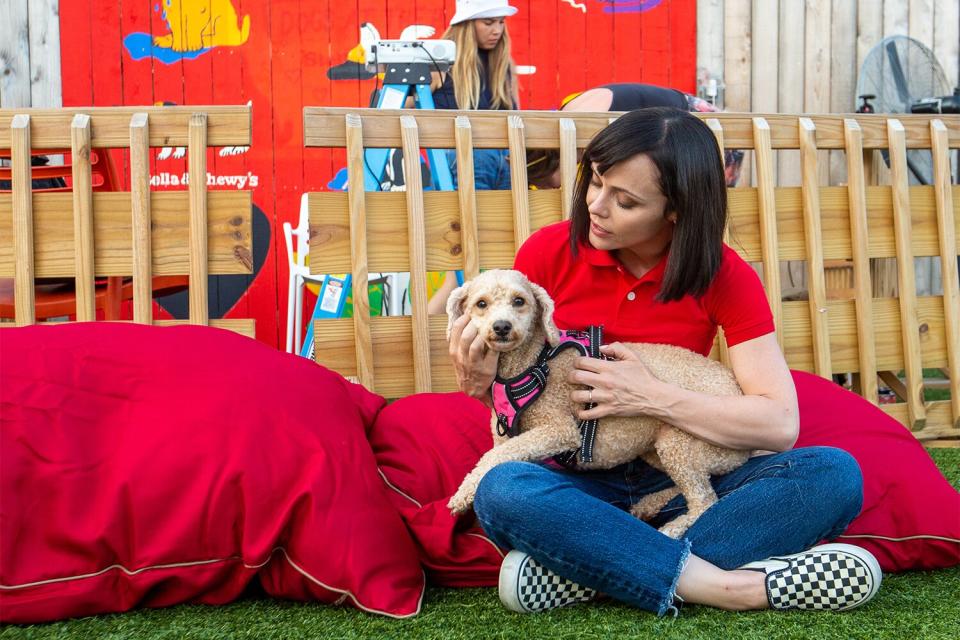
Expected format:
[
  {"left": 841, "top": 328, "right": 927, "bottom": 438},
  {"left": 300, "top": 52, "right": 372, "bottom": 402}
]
[
  {"left": 285, "top": 194, "right": 414, "bottom": 355},
  {"left": 283, "top": 194, "right": 327, "bottom": 354}
]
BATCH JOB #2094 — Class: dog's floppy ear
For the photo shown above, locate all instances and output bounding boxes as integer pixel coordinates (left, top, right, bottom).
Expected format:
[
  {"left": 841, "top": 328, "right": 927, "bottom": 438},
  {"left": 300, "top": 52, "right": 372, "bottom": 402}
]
[
  {"left": 445, "top": 282, "right": 471, "bottom": 340},
  {"left": 529, "top": 281, "right": 560, "bottom": 346}
]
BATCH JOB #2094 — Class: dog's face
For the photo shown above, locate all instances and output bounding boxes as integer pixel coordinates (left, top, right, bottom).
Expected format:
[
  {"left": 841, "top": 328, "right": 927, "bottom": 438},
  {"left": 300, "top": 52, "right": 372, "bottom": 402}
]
[{"left": 446, "top": 269, "right": 559, "bottom": 352}]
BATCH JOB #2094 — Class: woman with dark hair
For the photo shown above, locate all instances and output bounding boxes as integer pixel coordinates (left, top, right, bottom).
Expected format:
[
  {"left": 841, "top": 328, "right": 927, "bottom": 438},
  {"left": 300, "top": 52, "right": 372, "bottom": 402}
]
[{"left": 449, "top": 108, "right": 880, "bottom": 616}]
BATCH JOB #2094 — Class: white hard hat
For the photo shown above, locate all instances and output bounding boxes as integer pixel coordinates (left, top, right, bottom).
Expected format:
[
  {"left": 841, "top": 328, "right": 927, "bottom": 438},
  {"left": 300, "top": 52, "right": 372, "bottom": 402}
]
[{"left": 450, "top": 0, "right": 518, "bottom": 26}]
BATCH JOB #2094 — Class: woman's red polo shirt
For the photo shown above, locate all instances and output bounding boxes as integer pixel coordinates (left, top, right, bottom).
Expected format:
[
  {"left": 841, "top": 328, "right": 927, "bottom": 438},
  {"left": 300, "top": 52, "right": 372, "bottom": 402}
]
[{"left": 513, "top": 221, "right": 774, "bottom": 356}]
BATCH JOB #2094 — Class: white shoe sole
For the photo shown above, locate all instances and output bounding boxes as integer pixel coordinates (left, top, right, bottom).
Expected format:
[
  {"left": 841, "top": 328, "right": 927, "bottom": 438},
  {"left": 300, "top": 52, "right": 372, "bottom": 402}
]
[
  {"left": 498, "top": 550, "right": 598, "bottom": 614},
  {"left": 498, "top": 550, "right": 529, "bottom": 613}
]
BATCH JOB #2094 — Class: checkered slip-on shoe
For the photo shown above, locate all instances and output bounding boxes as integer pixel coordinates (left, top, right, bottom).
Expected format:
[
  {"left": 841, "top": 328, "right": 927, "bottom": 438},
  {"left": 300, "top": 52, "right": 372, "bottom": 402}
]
[
  {"left": 498, "top": 550, "right": 598, "bottom": 613},
  {"left": 739, "top": 543, "right": 882, "bottom": 612}
]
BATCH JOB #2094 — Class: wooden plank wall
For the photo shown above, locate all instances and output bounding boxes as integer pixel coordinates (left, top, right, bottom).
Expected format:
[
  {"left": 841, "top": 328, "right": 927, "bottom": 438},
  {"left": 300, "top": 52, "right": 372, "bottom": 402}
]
[
  {"left": 697, "top": 0, "right": 960, "bottom": 187},
  {"left": 697, "top": 0, "right": 959, "bottom": 296},
  {"left": 0, "top": 0, "right": 61, "bottom": 108}
]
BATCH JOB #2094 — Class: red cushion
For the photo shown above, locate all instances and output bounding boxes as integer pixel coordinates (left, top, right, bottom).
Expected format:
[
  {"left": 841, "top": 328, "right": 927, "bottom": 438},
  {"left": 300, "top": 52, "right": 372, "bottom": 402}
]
[
  {"left": 792, "top": 370, "right": 960, "bottom": 572},
  {"left": 0, "top": 323, "right": 424, "bottom": 623},
  {"left": 366, "top": 393, "right": 505, "bottom": 586}
]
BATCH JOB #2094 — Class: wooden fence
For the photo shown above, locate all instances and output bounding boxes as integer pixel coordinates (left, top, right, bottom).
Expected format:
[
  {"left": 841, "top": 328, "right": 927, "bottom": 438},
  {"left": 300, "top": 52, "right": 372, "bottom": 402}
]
[
  {"left": 304, "top": 107, "right": 960, "bottom": 444},
  {"left": 0, "top": 106, "right": 255, "bottom": 333}
]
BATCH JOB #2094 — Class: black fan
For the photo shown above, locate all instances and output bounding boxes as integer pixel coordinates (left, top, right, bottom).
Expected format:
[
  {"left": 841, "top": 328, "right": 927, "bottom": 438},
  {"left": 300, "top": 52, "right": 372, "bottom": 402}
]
[{"left": 856, "top": 35, "right": 959, "bottom": 185}]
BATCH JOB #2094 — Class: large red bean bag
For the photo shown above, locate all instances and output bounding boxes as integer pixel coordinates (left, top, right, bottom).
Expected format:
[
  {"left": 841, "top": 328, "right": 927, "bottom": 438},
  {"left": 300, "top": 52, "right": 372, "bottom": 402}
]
[
  {"left": 0, "top": 323, "right": 424, "bottom": 624},
  {"left": 791, "top": 370, "right": 960, "bottom": 571}
]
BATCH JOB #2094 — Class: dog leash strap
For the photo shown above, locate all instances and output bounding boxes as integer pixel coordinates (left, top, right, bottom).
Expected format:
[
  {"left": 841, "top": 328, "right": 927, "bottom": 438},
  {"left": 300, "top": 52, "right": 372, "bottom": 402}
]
[{"left": 578, "top": 417, "right": 598, "bottom": 462}]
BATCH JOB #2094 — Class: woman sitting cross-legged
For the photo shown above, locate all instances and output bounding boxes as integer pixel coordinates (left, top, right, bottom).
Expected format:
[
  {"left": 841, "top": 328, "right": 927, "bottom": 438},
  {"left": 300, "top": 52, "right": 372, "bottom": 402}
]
[{"left": 448, "top": 107, "right": 882, "bottom": 616}]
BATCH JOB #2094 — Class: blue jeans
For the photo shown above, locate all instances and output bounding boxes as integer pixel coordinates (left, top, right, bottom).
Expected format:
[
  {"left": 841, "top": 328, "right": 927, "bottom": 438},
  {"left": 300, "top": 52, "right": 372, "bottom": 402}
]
[
  {"left": 447, "top": 149, "right": 511, "bottom": 190},
  {"left": 473, "top": 446, "right": 863, "bottom": 616}
]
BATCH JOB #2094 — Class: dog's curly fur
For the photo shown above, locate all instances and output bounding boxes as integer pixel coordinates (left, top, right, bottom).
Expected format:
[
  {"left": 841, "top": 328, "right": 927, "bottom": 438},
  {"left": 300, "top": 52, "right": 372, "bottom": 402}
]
[{"left": 446, "top": 269, "right": 751, "bottom": 538}]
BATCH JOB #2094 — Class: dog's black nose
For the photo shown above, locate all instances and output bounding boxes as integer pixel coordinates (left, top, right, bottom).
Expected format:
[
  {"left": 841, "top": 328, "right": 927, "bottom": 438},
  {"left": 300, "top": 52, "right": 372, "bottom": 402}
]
[{"left": 493, "top": 320, "right": 512, "bottom": 337}]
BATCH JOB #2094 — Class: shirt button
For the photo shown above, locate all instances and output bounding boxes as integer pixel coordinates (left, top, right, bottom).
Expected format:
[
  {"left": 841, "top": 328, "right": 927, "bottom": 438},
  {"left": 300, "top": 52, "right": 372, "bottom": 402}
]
[{"left": 627, "top": 291, "right": 636, "bottom": 301}]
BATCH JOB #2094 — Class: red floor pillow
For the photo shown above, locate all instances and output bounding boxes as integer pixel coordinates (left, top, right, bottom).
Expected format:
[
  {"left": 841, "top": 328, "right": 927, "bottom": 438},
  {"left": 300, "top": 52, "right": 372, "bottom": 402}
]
[
  {"left": 366, "top": 393, "right": 504, "bottom": 586},
  {"left": 0, "top": 323, "right": 424, "bottom": 623},
  {"left": 368, "top": 374, "right": 959, "bottom": 582},
  {"left": 792, "top": 370, "right": 960, "bottom": 571}
]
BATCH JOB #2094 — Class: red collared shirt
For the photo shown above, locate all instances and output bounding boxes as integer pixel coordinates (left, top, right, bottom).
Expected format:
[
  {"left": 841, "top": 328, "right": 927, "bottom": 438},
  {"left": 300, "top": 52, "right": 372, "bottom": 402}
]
[{"left": 513, "top": 221, "right": 774, "bottom": 356}]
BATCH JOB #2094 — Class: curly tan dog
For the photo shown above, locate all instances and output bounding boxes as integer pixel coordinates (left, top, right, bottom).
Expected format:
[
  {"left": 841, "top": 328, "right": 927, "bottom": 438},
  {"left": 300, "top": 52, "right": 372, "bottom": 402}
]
[{"left": 446, "top": 269, "right": 750, "bottom": 538}]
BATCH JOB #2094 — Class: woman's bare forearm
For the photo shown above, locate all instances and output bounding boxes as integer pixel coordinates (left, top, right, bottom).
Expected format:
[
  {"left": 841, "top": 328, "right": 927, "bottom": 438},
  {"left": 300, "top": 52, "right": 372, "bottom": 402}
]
[{"left": 645, "top": 380, "right": 798, "bottom": 451}]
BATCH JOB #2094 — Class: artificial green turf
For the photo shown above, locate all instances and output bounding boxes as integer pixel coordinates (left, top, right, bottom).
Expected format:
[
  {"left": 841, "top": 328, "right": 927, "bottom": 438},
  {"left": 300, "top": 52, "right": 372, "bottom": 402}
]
[{"left": 4, "top": 449, "right": 958, "bottom": 640}]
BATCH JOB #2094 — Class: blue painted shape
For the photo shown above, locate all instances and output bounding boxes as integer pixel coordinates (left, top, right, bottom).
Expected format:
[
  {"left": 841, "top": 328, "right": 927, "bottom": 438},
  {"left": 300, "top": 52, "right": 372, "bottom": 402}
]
[
  {"left": 599, "top": 0, "right": 664, "bottom": 13},
  {"left": 327, "top": 167, "right": 349, "bottom": 191},
  {"left": 123, "top": 32, "right": 210, "bottom": 64}
]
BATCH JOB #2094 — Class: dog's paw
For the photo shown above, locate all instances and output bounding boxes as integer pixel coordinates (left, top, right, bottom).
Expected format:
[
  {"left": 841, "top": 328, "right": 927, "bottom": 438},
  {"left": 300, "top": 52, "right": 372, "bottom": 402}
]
[
  {"left": 446, "top": 491, "right": 474, "bottom": 515},
  {"left": 658, "top": 514, "right": 696, "bottom": 539},
  {"left": 629, "top": 487, "right": 680, "bottom": 521},
  {"left": 629, "top": 501, "right": 658, "bottom": 522},
  {"left": 448, "top": 474, "right": 483, "bottom": 514}
]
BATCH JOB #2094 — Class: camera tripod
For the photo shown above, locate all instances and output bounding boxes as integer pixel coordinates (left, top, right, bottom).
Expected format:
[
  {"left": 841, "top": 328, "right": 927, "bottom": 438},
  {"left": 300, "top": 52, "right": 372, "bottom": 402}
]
[{"left": 362, "top": 62, "right": 454, "bottom": 191}]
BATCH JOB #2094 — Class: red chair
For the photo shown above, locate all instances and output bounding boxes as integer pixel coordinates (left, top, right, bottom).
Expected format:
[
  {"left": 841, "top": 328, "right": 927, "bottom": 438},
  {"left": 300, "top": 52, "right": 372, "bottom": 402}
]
[{"left": 0, "top": 149, "right": 187, "bottom": 320}]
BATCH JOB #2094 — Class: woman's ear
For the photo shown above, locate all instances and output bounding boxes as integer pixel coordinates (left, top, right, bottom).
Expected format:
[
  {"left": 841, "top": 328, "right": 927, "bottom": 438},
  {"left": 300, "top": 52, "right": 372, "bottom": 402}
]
[
  {"left": 667, "top": 210, "right": 678, "bottom": 224},
  {"left": 445, "top": 283, "right": 470, "bottom": 340},
  {"left": 529, "top": 281, "right": 559, "bottom": 346}
]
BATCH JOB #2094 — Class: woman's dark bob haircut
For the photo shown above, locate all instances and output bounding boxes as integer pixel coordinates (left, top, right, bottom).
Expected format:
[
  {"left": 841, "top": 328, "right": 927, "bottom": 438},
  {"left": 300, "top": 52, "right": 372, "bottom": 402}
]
[{"left": 570, "top": 107, "right": 727, "bottom": 302}]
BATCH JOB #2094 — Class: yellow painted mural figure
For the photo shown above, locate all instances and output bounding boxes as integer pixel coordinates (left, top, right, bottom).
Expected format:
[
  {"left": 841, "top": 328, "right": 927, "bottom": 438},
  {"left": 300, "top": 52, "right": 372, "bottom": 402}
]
[{"left": 154, "top": 0, "right": 251, "bottom": 52}]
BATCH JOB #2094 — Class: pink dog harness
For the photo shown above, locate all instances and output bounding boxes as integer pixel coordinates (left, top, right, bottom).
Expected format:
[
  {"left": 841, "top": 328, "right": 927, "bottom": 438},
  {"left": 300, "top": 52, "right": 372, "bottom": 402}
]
[{"left": 491, "top": 325, "right": 605, "bottom": 465}]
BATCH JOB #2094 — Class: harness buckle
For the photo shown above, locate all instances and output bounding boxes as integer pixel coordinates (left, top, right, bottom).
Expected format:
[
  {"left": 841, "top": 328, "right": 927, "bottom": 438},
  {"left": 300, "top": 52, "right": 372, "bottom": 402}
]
[{"left": 496, "top": 412, "right": 510, "bottom": 437}]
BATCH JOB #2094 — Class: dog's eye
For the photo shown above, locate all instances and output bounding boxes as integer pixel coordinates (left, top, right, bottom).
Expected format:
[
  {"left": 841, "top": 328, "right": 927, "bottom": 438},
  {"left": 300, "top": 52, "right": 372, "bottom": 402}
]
[
  {"left": 512, "top": 297, "right": 526, "bottom": 307},
  {"left": 476, "top": 300, "right": 487, "bottom": 309}
]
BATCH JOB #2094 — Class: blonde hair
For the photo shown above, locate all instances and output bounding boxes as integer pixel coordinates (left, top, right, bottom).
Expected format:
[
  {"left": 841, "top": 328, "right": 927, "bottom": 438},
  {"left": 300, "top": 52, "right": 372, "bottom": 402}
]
[{"left": 442, "top": 21, "right": 518, "bottom": 110}]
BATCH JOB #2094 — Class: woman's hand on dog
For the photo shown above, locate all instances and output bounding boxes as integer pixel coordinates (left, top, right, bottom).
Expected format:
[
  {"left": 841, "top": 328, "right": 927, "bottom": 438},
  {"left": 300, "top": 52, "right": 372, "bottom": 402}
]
[
  {"left": 567, "top": 342, "right": 670, "bottom": 420},
  {"left": 449, "top": 314, "right": 498, "bottom": 406}
]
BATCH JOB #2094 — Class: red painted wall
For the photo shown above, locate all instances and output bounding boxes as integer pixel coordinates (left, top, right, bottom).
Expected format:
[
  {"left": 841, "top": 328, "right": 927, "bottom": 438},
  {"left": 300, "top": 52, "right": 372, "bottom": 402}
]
[{"left": 59, "top": 0, "right": 696, "bottom": 347}]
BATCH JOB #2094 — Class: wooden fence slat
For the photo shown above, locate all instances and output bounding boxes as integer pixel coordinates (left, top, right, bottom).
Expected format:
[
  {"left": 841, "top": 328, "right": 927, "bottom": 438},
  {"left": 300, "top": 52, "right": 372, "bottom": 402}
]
[
  {"left": 188, "top": 113, "right": 208, "bottom": 325},
  {"left": 70, "top": 113, "right": 94, "bottom": 322},
  {"left": 886, "top": 118, "right": 926, "bottom": 430},
  {"left": 155, "top": 318, "right": 256, "bottom": 337},
  {"left": 0, "top": 1, "right": 31, "bottom": 109},
  {"left": 706, "top": 116, "right": 732, "bottom": 368},
  {"left": 752, "top": 117, "right": 782, "bottom": 346},
  {"left": 344, "top": 114, "right": 375, "bottom": 389},
  {"left": 724, "top": 0, "right": 752, "bottom": 114},
  {"left": 314, "top": 296, "right": 960, "bottom": 399},
  {"left": 930, "top": 119, "right": 960, "bottom": 428},
  {"left": 843, "top": 119, "right": 878, "bottom": 404},
  {"left": 798, "top": 118, "right": 832, "bottom": 378},
  {"left": 262, "top": 317, "right": 960, "bottom": 436},
  {"left": 11, "top": 114, "right": 34, "bottom": 325},
  {"left": 400, "top": 115, "right": 431, "bottom": 393},
  {"left": 455, "top": 116, "right": 480, "bottom": 281},
  {"left": 130, "top": 112, "right": 152, "bottom": 324},
  {"left": 0, "top": 191, "right": 252, "bottom": 277},
  {"left": 27, "top": 0, "right": 61, "bottom": 109},
  {"left": 507, "top": 115, "right": 530, "bottom": 251},
  {"left": 0, "top": 106, "right": 251, "bottom": 148},
  {"left": 558, "top": 118, "right": 577, "bottom": 220},
  {"left": 303, "top": 109, "right": 960, "bottom": 151},
  {"left": 752, "top": 0, "right": 780, "bottom": 114},
  {"left": 307, "top": 186, "right": 960, "bottom": 274}
]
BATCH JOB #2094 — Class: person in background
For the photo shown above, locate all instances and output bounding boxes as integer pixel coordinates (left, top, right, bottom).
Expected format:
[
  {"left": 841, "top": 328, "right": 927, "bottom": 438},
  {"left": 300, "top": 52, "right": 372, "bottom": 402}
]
[
  {"left": 527, "top": 83, "right": 745, "bottom": 190},
  {"left": 432, "top": 0, "right": 519, "bottom": 190}
]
